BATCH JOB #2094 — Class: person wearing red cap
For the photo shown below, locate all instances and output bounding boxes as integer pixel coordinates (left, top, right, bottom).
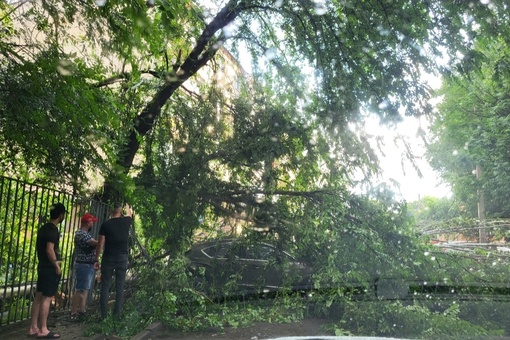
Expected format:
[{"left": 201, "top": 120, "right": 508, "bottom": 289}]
[{"left": 70, "top": 213, "right": 98, "bottom": 321}]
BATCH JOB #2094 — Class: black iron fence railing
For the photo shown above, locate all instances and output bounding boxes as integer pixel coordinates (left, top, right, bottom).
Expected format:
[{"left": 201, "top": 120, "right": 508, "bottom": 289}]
[{"left": 0, "top": 175, "right": 108, "bottom": 326}]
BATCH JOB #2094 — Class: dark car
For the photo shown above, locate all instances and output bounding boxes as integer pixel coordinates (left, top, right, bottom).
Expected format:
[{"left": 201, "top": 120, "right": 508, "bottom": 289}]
[{"left": 185, "top": 239, "right": 314, "bottom": 295}]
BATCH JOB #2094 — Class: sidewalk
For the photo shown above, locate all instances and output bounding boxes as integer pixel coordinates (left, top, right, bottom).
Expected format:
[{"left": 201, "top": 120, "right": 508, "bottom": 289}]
[
  {"left": 1, "top": 309, "right": 163, "bottom": 340},
  {"left": 0, "top": 312, "right": 87, "bottom": 340},
  {"left": 2, "top": 310, "right": 92, "bottom": 340},
  {"left": 2, "top": 311, "right": 332, "bottom": 340}
]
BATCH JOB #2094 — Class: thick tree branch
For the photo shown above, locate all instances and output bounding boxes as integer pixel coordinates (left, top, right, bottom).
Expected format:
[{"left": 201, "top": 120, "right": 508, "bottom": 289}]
[
  {"left": 117, "top": 0, "right": 250, "bottom": 174},
  {"left": 95, "top": 70, "right": 165, "bottom": 88}
]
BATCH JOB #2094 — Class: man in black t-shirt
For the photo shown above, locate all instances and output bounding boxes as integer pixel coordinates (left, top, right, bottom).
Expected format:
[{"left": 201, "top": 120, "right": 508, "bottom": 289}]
[
  {"left": 28, "top": 202, "right": 66, "bottom": 339},
  {"left": 94, "top": 203, "right": 132, "bottom": 319}
]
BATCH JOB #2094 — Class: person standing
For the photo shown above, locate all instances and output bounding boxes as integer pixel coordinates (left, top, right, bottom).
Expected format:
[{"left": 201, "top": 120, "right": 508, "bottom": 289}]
[
  {"left": 70, "top": 213, "right": 98, "bottom": 321},
  {"left": 27, "top": 202, "right": 66, "bottom": 339},
  {"left": 94, "top": 203, "right": 132, "bottom": 319}
]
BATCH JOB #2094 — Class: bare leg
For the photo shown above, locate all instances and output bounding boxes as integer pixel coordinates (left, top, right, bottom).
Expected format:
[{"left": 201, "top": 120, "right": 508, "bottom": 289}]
[
  {"left": 28, "top": 292, "right": 42, "bottom": 335},
  {"left": 71, "top": 291, "right": 83, "bottom": 315},
  {"left": 80, "top": 291, "right": 89, "bottom": 313},
  {"left": 38, "top": 295, "right": 56, "bottom": 337}
]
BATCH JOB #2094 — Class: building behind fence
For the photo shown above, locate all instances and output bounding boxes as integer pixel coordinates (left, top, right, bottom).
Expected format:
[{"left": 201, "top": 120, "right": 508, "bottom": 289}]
[{"left": 0, "top": 175, "right": 108, "bottom": 326}]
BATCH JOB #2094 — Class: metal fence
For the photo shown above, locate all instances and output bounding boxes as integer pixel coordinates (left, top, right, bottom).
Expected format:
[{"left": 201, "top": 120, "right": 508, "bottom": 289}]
[{"left": 0, "top": 175, "right": 108, "bottom": 326}]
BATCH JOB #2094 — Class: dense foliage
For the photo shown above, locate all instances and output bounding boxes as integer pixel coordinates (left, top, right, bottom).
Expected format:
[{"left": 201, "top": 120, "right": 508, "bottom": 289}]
[
  {"left": 407, "top": 196, "right": 463, "bottom": 227},
  {"left": 2, "top": 0, "right": 510, "bottom": 338},
  {"left": 428, "top": 35, "right": 510, "bottom": 218}
]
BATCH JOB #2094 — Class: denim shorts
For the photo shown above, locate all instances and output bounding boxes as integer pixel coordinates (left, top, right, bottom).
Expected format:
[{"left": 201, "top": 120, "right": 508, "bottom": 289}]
[{"left": 74, "top": 262, "right": 95, "bottom": 291}]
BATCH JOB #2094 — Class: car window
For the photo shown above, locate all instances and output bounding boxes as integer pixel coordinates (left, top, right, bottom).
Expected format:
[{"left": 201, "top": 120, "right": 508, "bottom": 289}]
[
  {"left": 202, "top": 243, "right": 232, "bottom": 258},
  {"left": 243, "top": 244, "right": 275, "bottom": 260}
]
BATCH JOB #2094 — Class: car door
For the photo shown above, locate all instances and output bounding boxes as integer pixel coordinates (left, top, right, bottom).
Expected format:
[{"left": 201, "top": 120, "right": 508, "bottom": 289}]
[{"left": 235, "top": 243, "right": 283, "bottom": 291}]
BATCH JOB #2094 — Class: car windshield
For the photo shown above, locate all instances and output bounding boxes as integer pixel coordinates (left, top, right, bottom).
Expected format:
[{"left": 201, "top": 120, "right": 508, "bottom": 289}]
[{"left": 2, "top": 0, "right": 510, "bottom": 339}]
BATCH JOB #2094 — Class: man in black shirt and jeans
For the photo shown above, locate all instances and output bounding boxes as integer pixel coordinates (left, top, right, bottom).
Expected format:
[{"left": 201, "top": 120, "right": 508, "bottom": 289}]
[
  {"left": 94, "top": 203, "right": 132, "bottom": 319},
  {"left": 28, "top": 202, "right": 66, "bottom": 339}
]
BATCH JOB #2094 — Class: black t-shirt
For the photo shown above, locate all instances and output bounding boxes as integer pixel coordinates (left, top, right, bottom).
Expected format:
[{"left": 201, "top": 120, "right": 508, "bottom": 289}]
[
  {"left": 99, "top": 216, "right": 132, "bottom": 259},
  {"left": 36, "top": 222, "right": 61, "bottom": 267}
]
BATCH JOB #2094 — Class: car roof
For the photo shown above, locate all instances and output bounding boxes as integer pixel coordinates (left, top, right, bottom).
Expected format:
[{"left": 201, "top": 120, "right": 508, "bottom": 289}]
[{"left": 190, "top": 238, "right": 297, "bottom": 260}]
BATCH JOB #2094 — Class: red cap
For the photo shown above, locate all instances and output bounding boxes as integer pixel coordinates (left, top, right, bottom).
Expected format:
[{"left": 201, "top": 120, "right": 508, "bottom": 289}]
[{"left": 81, "top": 213, "right": 98, "bottom": 223}]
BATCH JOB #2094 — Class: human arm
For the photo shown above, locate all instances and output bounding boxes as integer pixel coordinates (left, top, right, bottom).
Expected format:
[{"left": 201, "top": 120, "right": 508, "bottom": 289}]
[
  {"left": 124, "top": 204, "right": 133, "bottom": 218},
  {"left": 94, "top": 235, "right": 105, "bottom": 270},
  {"left": 46, "top": 242, "right": 61, "bottom": 275},
  {"left": 87, "top": 238, "right": 98, "bottom": 247}
]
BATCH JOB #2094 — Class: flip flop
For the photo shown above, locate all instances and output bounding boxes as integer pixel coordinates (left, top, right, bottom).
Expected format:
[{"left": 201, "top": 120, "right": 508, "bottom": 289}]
[
  {"left": 36, "top": 331, "right": 60, "bottom": 339},
  {"left": 27, "top": 333, "right": 38, "bottom": 337}
]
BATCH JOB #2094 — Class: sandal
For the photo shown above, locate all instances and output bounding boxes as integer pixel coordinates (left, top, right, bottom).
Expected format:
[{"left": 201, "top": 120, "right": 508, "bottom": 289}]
[
  {"left": 36, "top": 331, "right": 60, "bottom": 339},
  {"left": 69, "top": 313, "right": 78, "bottom": 321}
]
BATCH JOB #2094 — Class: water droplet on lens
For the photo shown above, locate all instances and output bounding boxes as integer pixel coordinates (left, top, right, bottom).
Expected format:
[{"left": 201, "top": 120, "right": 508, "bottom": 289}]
[
  {"left": 255, "top": 194, "right": 265, "bottom": 203},
  {"left": 264, "top": 48, "right": 277, "bottom": 60},
  {"left": 378, "top": 99, "right": 389, "bottom": 109},
  {"left": 314, "top": 4, "right": 327, "bottom": 15}
]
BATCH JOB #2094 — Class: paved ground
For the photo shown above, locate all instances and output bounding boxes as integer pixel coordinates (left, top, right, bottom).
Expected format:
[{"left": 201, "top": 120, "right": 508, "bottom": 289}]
[
  {"left": 157, "top": 318, "right": 332, "bottom": 339},
  {"left": 2, "top": 311, "right": 92, "bottom": 340},
  {"left": 1, "top": 309, "right": 333, "bottom": 340},
  {"left": 7, "top": 311, "right": 510, "bottom": 340},
  {"left": 6, "top": 311, "right": 510, "bottom": 340}
]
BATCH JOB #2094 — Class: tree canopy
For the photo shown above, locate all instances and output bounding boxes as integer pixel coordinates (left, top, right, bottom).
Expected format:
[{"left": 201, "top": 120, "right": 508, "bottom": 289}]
[
  {"left": 428, "top": 35, "right": 510, "bottom": 218},
  {"left": 4, "top": 0, "right": 510, "bottom": 337},
  {"left": 0, "top": 0, "right": 508, "bottom": 269},
  {"left": 2, "top": 0, "right": 507, "bottom": 187}
]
